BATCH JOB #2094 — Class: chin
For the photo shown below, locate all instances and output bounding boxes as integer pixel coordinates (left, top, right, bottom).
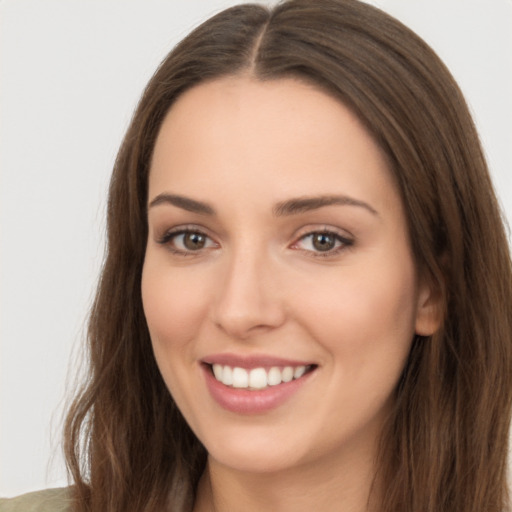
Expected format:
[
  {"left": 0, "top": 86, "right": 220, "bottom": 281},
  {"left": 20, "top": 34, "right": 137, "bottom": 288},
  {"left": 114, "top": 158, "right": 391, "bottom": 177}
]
[
  {"left": 201, "top": 425, "right": 309, "bottom": 474},
  {"left": 209, "top": 444, "right": 303, "bottom": 475}
]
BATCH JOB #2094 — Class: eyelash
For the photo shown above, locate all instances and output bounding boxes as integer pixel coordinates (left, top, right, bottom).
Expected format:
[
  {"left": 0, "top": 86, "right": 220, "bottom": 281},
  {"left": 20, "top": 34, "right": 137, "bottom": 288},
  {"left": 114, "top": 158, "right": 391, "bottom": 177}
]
[
  {"left": 291, "top": 229, "right": 354, "bottom": 258},
  {"left": 157, "top": 226, "right": 354, "bottom": 258},
  {"left": 157, "top": 226, "right": 216, "bottom": 256}
]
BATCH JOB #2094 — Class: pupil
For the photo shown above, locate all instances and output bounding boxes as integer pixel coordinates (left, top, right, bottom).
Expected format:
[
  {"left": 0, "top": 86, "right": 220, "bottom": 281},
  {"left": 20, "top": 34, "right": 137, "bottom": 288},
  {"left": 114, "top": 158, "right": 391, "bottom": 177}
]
[
  {"left": 313, "top": 233, "right": 335, "bottom": 251},
  {"left": 184, "top": 233, "right": 205, "bottom": 250}
]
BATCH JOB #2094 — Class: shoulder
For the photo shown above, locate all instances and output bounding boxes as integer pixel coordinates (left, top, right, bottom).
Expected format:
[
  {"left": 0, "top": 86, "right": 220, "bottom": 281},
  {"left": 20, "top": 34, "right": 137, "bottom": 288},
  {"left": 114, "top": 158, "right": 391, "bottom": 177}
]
[{"left": 0, "top": 488, "right": 72, "bottom": 512}]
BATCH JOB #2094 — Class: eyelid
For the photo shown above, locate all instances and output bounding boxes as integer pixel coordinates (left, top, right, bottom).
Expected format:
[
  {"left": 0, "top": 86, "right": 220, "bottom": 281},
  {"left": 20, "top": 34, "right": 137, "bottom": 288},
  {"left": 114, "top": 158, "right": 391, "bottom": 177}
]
[
  {"left": 156, "top": 223, "right": 207, "bottom": 242},
  {"left": 154, "top": 223, "right": 353, "bottom": 257},
  {"left": 156, "top": 224, "right": 219, "bottom": 255},
  {"left": 290, "top": 226, "right": 354, "bottom": 256}
]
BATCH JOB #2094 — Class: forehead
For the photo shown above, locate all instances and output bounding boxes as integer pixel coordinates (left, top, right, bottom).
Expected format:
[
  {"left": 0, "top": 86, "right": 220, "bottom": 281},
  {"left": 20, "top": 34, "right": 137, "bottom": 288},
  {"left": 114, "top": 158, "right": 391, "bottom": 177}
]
[
  {"left": 155, "top": 75, "right": 369, "bottom": 154},
  {"left": 148, "top": 75, "right": 399, "bottom": 215}
]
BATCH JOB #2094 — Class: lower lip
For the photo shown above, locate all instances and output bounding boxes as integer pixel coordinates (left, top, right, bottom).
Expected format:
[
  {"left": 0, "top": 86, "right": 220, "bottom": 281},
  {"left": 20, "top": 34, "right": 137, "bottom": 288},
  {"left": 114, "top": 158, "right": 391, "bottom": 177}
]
[{"left": 202, "top": 364, "right": 314, "bottom": 414}]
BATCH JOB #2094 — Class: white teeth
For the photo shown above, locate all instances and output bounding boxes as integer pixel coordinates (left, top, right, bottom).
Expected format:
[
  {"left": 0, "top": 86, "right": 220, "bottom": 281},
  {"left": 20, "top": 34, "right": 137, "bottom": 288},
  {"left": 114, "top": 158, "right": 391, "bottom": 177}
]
[
  {"left": 294, "top": 366, "right": 306, "bottom": 378},
  {"left": 223, "top": 366, "right": 233, "bottom": 386},
  {"left": 212, "top": 364, "right": 223, "bottom": 381},
  {"left": 249, "top": 368, "right": 267, "bottom": 389},
  {"left": 267, "top": 367, "right": 282, "bottom": 386},
  {"left": 211, "top": 364, "right": 309, "bottom": 389},
  {"left": 281, "top": 366, "right": 294, "bottom": 383},
  {"left": 232, "top": 367, "right": 249, "bottom": 388}
]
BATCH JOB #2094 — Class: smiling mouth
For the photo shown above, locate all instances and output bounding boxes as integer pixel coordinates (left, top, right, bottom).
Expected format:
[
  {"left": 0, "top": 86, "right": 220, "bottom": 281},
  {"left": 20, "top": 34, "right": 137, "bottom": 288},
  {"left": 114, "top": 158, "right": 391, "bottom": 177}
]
[{"left": 205, "top": 363, "right": 317, "bottom": 390}]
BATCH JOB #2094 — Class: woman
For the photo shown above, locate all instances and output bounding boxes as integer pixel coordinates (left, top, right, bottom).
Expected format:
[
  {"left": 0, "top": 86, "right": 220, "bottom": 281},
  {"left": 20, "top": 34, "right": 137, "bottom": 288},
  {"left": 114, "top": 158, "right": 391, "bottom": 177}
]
[{"left": 2, "top": 0, "right": 510, "bottom": 511}]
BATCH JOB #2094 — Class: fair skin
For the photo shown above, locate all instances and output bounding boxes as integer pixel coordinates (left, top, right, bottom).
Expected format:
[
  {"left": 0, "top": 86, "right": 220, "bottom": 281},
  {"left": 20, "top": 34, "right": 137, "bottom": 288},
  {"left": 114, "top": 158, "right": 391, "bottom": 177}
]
[{"left": 142, "top": 76, "right": 439, "bottom": 512}]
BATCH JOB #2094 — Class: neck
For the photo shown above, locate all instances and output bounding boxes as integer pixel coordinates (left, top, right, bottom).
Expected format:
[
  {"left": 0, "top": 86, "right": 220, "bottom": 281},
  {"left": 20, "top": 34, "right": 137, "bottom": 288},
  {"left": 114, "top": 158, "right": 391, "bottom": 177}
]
[{"left": 193, "top": 442, "right": 380, "bottom": 512}]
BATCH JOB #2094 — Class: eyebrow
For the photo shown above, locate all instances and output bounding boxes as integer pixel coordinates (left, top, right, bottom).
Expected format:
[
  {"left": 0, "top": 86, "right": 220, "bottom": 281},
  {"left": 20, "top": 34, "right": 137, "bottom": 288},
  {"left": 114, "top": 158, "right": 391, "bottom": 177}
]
[
  {"left": 148, "top": 192, "right": 378, "bottom": 217},
  {"left": 148, "top": 193, "right": 216, "bottom": 215},
  {"left": 273, "top": 195, "right": 378, "bottom": 217}
]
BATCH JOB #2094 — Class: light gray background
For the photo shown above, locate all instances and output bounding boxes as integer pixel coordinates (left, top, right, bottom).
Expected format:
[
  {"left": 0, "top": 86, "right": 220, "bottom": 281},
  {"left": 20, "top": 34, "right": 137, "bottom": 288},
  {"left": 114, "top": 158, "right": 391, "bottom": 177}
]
[{"left": 1, "top": 0, "right": 511, "bottom": 497}]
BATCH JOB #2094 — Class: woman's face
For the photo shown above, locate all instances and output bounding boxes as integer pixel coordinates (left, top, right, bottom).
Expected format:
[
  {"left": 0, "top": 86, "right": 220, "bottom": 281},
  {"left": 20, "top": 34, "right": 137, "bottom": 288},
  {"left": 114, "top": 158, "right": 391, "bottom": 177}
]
[{"left": 142, "top": 76, "right": 438, "bottom": 474}]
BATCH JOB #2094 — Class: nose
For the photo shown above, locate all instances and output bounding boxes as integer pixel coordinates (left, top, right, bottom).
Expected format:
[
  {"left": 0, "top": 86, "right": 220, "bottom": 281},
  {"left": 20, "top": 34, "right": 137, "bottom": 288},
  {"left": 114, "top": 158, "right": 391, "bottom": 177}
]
[{"left": 211, "top": 247, "right": 286, "bottom": 339}]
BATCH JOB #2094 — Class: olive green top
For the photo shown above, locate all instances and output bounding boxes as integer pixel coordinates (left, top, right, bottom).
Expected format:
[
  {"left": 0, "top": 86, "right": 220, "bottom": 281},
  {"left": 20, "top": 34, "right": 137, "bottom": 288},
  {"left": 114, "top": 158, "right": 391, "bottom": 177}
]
[{"left": 0, "top": 488, "right": 72, "bottom": 512}]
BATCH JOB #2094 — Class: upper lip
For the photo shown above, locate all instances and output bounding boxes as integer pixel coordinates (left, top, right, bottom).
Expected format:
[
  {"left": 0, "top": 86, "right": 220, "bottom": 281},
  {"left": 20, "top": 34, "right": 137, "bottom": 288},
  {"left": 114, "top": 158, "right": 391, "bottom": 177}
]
[{"left": 202, "top": 353, "right": 315, "bottom": 369}]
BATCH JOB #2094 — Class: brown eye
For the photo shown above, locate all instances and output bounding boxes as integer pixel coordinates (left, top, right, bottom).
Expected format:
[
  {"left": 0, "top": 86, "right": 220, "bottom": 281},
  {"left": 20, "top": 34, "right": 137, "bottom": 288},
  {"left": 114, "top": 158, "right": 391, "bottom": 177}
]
[
  {"left": 183, "top": 232, "right": 207, "bottom": 250},
  {"left": 158, "top": 229, "right": 217, "bottom": 254},
  {"left": 312, "top": 233, "right": 336, "bottom": 252},
  {"left": 293, "top": 230, "right": 353, "bottom": 256}
]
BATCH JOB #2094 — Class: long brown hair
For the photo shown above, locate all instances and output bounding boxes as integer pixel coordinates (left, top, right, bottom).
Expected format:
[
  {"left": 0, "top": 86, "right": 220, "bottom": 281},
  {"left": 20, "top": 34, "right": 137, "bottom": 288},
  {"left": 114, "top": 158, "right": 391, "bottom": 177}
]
[{"left": 64, "top": 1, "right": 512, "bottom": 511}]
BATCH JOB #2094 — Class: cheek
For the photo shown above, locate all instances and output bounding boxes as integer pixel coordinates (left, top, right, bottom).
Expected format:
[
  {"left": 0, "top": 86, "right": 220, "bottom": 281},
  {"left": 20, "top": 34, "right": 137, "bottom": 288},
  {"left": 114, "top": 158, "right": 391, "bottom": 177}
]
[
  {"left": 141, "top": 259, "right": 215, "bottom": 384},
  {"left": 297, "top": 261, "right": 418, "bottom": 429},
  {"left": 293, "top": 256, "right": 418, "bottom": 366},
  {"left": 141, "top": 258, "right": 212, "bottom": 418},
  {"left": 142, "top": 262, "right": 206, "bottom": 344}
]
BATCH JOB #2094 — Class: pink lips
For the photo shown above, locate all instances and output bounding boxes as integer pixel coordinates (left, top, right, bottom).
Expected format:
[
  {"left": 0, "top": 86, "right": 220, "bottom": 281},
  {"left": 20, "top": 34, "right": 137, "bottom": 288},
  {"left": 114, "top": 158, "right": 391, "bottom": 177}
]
[
  {"left": 203, "top": 353, "right": 312, "bottom": 369},
  {"left": 201, "top": 353, "right": 316, "bottom": 414}
]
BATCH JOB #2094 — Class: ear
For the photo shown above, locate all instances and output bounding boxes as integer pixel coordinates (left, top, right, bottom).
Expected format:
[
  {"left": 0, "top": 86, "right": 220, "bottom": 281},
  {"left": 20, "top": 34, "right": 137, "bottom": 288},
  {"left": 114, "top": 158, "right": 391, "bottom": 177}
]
[{"left": 414, "top": 276, "right": 444, "bottom": 336}]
